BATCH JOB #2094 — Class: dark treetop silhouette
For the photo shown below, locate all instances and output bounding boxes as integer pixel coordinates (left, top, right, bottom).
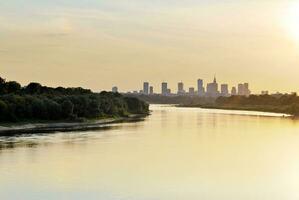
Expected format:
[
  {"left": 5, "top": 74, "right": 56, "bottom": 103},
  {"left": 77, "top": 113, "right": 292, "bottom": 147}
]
[{"left": 0, "top": 77, "right": 149, "bottom": 123}]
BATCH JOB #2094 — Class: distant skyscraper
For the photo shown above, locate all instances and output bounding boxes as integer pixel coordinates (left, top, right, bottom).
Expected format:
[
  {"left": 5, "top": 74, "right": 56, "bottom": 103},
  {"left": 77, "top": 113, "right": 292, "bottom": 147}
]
[
  {"left": 150, "top": 86, "right": 154, "bottom": 95},
  {"left": 197, "top": 79, "right": 205, "bottom": 96},
  {"left": 238, "top": 83, "right": 244, "bottom": 95},
  {"left": 244, "top": 83, "right": 249, "bottom": 90},
  {"left": 206, "top": 76, "right": 219, "bottom": 97},
  {"left": 189, "top": 87, "right": 195, "bottom": 95},
  {"left": 231, "top": 87, "right": 237, "bottom": 95},
  {"left": 143, "top": 82, "right": 149, "bottom": 95},
  {"left": 177, "top": 82, "right": 184, "bottom": 95},
  {"left": 238, "top": 83, "right": 251, "bottom": 96},
  {"left": 221, "top": 84, "right": 229, "bottom": 96},
  {"left": 162, "top": 82, "right": 168, "bottom": 95},
  {"left": 112, "top": 86, "right": 118, "bottom": 93},
  {"left": 244, "top": 83, "right": 251, "bottom": 96}
]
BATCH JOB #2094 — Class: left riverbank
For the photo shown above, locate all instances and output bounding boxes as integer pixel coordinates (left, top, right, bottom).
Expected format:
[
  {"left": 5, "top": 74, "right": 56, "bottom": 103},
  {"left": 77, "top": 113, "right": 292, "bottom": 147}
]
[
  {"left": 0, "top": 114, "right": 148, "bottom": 136},
  {"left": 0, "top": 76, "right": 149, "bottom": 135}
]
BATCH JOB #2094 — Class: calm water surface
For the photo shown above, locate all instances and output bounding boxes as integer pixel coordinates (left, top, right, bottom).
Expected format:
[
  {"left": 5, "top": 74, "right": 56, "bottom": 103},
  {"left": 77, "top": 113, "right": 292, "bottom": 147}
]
[{"left": 1, "top": 105, "right": 299, "bottom": 200}]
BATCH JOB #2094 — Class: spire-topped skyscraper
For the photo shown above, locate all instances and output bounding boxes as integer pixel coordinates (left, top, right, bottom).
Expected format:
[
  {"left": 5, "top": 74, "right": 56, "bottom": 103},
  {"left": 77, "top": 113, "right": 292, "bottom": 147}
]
[{"left": 206, "top": 76, "right": 219, "bottom": 97}]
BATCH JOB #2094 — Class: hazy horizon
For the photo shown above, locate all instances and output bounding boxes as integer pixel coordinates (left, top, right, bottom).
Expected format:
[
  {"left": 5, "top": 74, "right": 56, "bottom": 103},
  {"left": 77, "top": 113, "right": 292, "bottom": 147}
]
[{"left": 1, "top": 0, "right": 299, "bottom": 93}]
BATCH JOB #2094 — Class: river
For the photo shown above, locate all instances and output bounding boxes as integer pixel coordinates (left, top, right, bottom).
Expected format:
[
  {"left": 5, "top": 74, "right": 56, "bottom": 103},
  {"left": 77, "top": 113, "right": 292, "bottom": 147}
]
[{"left": 1, "top": 105, "right": 299, "bottom": 200}]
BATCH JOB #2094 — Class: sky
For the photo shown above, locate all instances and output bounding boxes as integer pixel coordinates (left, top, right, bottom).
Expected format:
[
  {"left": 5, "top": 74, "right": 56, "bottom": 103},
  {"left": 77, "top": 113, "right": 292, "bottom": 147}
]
[{"left": 1, "top": 0, "right": 299, "bottom": 93}]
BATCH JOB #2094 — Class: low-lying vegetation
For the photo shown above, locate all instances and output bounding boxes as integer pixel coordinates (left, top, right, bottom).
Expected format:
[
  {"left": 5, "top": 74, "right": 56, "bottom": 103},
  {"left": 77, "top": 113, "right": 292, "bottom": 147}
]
[
  {"left": 184, "top": 94, "right": 299, "bottom": 116},
  {"left": 0, "top": 77, "right": 149, "bottom": 122}
]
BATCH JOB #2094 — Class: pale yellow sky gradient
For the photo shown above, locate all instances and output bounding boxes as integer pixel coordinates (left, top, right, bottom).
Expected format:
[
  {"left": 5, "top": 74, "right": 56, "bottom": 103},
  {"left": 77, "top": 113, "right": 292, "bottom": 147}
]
[{"left": 1, "top": 0, "right": 299, "bottom": 93}]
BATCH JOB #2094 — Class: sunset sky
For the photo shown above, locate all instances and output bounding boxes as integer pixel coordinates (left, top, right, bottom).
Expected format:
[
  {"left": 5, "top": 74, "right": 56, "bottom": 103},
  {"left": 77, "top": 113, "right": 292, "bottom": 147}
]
[{"left": 1, "top": 0, "right": 299, "bottom": 93}]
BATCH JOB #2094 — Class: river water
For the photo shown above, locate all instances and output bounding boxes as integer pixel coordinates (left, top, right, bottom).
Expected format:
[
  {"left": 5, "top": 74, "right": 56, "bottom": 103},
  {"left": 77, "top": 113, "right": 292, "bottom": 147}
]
[{"left": 1, "top": 105, "right": 299, "bottom": 200}]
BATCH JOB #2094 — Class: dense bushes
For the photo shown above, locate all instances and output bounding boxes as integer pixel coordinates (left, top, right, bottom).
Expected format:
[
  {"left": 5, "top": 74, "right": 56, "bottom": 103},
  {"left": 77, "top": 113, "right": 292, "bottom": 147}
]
[{"left": 0, "top": 77, "right": 149, "bottom": 122}]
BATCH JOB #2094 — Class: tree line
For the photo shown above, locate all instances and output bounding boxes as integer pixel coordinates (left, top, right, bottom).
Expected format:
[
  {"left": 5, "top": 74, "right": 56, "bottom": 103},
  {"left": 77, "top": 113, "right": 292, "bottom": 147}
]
[
  {"left": 215, "top": 94, "right": 299, "bottom": 115},
  {"left": 0, "top": 77, "right": 149, "bottom": 122}
]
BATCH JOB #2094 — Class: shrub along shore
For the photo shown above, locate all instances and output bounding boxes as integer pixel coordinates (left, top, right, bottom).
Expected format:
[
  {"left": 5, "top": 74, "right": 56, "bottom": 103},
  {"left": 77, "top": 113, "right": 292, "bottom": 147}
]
[{"left": 0, "top": 77, "right": 149, "bottom": 134}]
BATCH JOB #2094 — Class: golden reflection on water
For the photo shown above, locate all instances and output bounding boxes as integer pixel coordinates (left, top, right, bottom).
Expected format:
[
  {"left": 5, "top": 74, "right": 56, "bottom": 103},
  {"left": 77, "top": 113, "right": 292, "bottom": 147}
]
[{"left": 1, "top": 105, "right": 299, "bottom": 200}]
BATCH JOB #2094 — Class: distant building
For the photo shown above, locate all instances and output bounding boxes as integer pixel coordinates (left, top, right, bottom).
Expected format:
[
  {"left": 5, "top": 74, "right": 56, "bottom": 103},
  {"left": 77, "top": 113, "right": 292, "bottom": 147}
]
[
  {"left": 162, "top": 82, "right": 168, "bottom": 95},
  {"left": 220, "top": 84, "right": 229, "bottom": 96},
  {"left": 177, "top": 82, "right": 185, "bottom": 95},
  {"left": 167, "top": 89, "right": 171, "bottom": 95},
  {"left": 238, "top": 83, "right": 251, "bottom": 96},
  {"left": 189, "top": 87, "right": 195, "bottom": 96},
  {"left": 143, "top": 82, "right": 149, "bottom": 95},
  {"left": 197, "top": 79, "right": 205, "bottom": 96},
  {"left": 150, "top": 86, "right": 154, "bottom": 95},
  {"left": 238, "top": 84, "right": 244, "bottom": 95},
  {"left": 206, "top": 77, "right": 219, "bottom": 97},
  {"left": 112, "top": 86, "right": 118, "bottom": 93},
  {"left": 231, "top": 87, "right": 237, "bottom": 95},
  {"left": 261, "top": 91, "right": 269, "bottom": 95},
  {"left": 243, "top": 83, "right": 251, "bottom": 96}
]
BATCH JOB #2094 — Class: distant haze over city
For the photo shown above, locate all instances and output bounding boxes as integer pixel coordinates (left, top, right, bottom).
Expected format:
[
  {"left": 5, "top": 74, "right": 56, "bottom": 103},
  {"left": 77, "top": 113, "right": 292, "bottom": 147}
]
[
  {"left": 113, "top": 77, "right": 260, "bottom": 97},
  {"left": 113, "top": 76, "right": 293, "bottom": 96},
  {"left": 2, "top": 1, "right": 299, "bottom": 93}
]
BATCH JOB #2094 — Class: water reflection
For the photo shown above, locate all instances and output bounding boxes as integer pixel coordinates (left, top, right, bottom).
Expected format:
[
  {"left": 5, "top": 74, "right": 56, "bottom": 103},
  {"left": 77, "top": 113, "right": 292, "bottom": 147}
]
[
  {"left": 0, "top": 119, "right": 145, "bottom": 151},
  {"left": 1, "top": 105, "right": 299, "bottom": 200}
]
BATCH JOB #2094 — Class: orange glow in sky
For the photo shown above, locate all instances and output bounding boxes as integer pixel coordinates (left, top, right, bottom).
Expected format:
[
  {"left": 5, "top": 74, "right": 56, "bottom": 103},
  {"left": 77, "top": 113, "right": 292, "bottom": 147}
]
[{"left": 1, "top": 1, "right": 299, "bottom": 93}]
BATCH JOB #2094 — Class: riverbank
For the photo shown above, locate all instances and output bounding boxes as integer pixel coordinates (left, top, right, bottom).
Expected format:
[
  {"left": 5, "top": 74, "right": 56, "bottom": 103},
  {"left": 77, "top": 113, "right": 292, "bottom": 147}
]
[
  {"left": 0, "top": 114, "right": 148, "bottom": 136},
  {"left": 178, "top": 104, "right": 292, "bottom": 117}
]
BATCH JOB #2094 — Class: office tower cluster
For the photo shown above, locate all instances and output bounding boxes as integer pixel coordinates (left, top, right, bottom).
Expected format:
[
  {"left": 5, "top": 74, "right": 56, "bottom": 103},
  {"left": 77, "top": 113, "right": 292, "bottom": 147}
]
[
  {"left": 142, "top": 82, "right": 155, "bottom": 95},
  {"left": 155, "top": 77, "right": 251, "bottom": 97},
  {"left": 116, "top": 77, "right": 251, "bottom": 97},
  {"left": 161, "top": 77, "right": 250, "bottom": 97}
]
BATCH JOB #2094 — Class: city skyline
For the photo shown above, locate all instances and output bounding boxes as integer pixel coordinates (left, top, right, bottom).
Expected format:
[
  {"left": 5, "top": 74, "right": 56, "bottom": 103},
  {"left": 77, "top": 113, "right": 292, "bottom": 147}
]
[
  {"left": 2, "top": 1, "right": 299, "bottom": 94},
  {"left": 2, "top": 1, "right": 299, "bottom": 200},
  {"left": 121, "top": 76, "right": 255, "bottom": 97}
]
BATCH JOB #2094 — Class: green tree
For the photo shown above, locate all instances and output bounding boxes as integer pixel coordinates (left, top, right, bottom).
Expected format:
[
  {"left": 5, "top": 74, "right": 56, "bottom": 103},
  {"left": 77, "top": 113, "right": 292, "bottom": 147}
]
[
  {"left": 44, "top": 99, "right": 61, "bottom": 120},
  {"left": 6, "top": 81, "right": 21, "bottom": 94},
  {"left": 87, "top": 100, "right": 101, "bottom": 118},
  {"left": 25, "top": 82, "right": 42, "bottom": 94},
  {"left": 0, "top": 100, "right": 8, "bottom": 121},
  {"left": 61, "top": 100, "right": 74, "bottom": 118},
  {"left": 0, "top": 77, "right": 5, "bottom": 84}
]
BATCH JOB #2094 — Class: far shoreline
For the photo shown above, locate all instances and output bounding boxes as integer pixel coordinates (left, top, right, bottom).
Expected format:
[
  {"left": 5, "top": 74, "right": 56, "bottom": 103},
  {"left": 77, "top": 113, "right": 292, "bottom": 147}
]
[{"left": 176, "top": 104, "right": 292, "bottom": 117}]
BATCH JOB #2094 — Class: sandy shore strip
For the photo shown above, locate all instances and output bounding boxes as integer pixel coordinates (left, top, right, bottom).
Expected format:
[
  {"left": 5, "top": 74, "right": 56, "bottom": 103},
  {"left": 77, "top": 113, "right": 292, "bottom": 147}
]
[{"left": 0, "top": 114, "right": 148, "bottom": 136}]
